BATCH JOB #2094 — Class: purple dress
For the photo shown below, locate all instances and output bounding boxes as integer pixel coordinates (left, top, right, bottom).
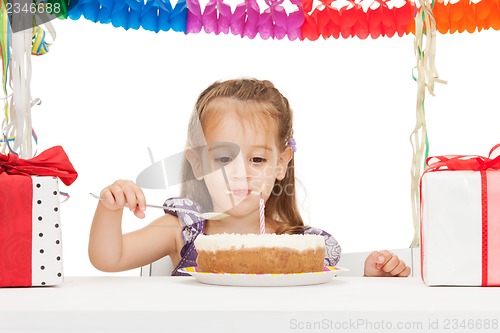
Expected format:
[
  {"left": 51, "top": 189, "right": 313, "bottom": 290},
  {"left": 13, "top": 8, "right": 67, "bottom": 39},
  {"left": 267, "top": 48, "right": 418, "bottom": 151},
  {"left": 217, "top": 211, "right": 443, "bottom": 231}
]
[{"left": 163, "top": 197, "right": 342, "bottom": 276}]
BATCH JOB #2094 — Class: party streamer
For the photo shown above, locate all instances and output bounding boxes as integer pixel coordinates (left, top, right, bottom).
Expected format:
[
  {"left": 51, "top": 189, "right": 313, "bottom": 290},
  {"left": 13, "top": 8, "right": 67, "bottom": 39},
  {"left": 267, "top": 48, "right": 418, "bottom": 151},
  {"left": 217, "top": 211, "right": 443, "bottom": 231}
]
[
  {"left": 0, "top": 2, "right": 9, "bottom": 156},
  {"left": 1, "top": 6, "right": 55, "bottom": 157},
  {"left": 410, "top": 0, "right": 447, "bottom": 247}
]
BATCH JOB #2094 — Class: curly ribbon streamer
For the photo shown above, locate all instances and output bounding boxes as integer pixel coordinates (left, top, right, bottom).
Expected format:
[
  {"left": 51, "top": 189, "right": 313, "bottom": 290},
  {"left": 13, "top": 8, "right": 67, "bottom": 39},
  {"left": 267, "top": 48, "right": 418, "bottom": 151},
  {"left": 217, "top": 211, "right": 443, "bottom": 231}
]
[
  {"left": 0, "top": 1, "right": 10, "bottom": 95},
  {"left": 2, "top": 9, "right": 36, "bottom": 158},
  {"left": 410, "top": 0, "right": 448, "bottom": 247},
  {"left": 411, "top": 0, "right": 433, "bottom": 248},
  {"left": 1, "top": 1, "right": 11, "bottom": 156},
  {"left": 31, "top": 22, "right": 56, "bottom": 56},
  {"left": 68, "top": 0, "right": 187, "bottom": 33},
  {"left": 31, "top": 27, "right": 50, "bottom": 55},
  {"left": 1, "top": 11, "right": 54, "bottom": 158}
]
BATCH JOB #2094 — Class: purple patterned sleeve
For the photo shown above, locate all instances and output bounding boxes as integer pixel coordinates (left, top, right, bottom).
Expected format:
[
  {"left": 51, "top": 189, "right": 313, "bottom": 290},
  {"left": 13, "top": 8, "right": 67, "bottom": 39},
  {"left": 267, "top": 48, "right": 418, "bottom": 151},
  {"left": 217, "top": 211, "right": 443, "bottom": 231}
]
[
  {"left": 302, "top": 227, "right": 342, "bottom": 266},
  {"left": 163, "top": 197, "right": 205, "bottom": 276},
  {"left": 163, "top": 197, "right": 204, "bottom": 243}
]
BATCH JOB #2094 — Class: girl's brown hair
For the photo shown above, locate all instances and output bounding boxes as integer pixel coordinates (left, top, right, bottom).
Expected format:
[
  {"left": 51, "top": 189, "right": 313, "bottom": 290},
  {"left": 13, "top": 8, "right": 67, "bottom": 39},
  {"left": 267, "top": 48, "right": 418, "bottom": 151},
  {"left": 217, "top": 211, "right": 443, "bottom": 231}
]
[{"left": 180, "top": 78, "right": 306, "bottom": 234}]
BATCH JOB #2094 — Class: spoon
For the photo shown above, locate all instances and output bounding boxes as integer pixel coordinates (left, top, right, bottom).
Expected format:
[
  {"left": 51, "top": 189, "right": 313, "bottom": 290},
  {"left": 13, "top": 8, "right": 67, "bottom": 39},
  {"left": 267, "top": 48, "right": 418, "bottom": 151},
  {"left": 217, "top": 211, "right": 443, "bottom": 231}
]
[{"left": 89, "top": 193, "right": 229, "bottom": 220}]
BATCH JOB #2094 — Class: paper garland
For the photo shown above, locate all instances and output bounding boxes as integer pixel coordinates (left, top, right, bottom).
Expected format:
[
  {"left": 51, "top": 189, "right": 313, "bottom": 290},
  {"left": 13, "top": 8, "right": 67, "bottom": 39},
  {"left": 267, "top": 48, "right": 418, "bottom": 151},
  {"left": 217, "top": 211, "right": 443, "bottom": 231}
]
[
  {"left": 434, "top": 0, "right": 500, "bottom": 33},
  {"left": 66, "top": 0, "right": 500, "bottom": 39},
  {"left": 185, "top": 0, "right": 305, "bottom": 40},
  {"left": 67, "top": 0, "right": 187, "bottom": 33},
  {"left": 302, "top": 0, "right": 416, "bottom": 40}
]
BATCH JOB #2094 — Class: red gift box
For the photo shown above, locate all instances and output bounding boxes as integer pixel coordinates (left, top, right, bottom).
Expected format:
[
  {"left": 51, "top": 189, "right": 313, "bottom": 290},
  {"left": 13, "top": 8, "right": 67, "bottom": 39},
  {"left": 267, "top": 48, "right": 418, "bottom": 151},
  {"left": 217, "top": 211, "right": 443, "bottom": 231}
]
[{"left": 0, "top": 146, "right": 77, "bottom": 287}]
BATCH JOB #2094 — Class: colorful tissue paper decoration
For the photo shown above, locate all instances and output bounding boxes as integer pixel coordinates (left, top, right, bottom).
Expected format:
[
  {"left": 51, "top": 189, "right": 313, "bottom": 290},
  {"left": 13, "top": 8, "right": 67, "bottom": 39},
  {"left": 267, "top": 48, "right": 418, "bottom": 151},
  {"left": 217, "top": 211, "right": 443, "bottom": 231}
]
[
  {"left": 185, "top": 0, "right": 305, "bottom": 40},
  {"left": 0, "top": 146, "right": 77, "bottom": 287},
  {"left": 301, "top": 0, "right": 416, "bottom": 40},
  {"left": 66, "top": 0, "right": 500, "bottom": 38},
  {"left": 420, "top": 144, "right": 500, "bottom": 286},
  {"left": 434, "top": 0, "right": 500, "bottom": 33},
  {"left": 67, "top": 0, "right": 188, "bottom": 32}
]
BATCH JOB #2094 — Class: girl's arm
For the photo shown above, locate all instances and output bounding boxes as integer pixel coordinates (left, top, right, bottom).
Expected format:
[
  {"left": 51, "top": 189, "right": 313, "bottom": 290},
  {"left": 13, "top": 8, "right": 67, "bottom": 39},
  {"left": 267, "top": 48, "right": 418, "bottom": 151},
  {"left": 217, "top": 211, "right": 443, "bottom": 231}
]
[
  {"left": 88, "top": 180, "right": 182, "bottom": 272},
  {"left": 364, "top": 250, "right": 411, "bottom": 277}
]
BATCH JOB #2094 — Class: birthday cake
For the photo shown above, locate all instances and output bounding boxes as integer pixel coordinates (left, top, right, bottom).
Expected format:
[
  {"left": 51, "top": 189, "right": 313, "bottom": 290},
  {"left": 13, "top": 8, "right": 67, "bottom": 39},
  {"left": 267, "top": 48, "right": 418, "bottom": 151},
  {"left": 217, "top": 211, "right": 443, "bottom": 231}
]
[{"left": 194, "top": 233, "right": 325, "bottom": 274}]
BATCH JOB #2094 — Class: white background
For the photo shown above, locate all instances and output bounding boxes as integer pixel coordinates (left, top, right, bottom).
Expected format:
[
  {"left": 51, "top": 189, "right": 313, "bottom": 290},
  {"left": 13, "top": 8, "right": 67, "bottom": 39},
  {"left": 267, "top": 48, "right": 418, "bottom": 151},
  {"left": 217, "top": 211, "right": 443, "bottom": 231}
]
[{"left": 23, "top": 15, "right": 500, "bottom": 276}]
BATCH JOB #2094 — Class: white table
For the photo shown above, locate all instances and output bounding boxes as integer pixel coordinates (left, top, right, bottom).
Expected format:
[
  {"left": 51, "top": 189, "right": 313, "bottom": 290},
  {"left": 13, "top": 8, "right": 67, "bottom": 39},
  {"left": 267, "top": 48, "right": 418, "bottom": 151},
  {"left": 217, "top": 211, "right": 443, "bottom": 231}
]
[{"left": 1, "top": 276, "right": 499, "bottom": 333}]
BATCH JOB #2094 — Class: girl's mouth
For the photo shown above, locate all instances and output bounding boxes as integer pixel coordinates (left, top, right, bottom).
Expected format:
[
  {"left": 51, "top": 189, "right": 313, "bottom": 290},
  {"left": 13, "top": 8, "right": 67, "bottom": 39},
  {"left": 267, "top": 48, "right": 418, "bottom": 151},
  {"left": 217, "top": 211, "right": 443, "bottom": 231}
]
[{"left": 225, "top": 190, "right": 260, "bottom": 197}]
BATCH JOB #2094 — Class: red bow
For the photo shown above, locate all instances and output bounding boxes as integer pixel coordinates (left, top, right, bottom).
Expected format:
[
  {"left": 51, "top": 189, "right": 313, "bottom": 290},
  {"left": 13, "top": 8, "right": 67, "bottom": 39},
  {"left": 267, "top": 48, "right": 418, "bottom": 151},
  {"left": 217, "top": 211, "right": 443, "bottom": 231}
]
[
  {"left": 0, "top": 146, "right": 78, "bottom": 186},
  {"left": 425, "top": 144, "right": 500, "bottom": 173}
]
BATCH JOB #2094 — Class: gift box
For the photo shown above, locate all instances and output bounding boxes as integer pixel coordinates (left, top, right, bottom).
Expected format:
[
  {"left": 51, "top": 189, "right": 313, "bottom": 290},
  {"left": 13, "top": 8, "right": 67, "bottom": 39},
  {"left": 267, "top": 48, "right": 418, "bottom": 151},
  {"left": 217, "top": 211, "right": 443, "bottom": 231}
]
[
  {"left": 420, "top": 144, "right": 500, "bottom": 286},
  {"left": 0, "top": 146, "right": 77, "bottom": 287}
]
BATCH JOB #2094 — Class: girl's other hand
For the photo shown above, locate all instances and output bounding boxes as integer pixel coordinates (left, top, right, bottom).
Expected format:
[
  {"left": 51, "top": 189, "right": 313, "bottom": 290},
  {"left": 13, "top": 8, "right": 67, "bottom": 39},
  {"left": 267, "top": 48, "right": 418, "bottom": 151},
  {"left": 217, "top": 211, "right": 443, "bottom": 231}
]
[
  {"left": 363, "top": 250, "right": 411, "bottom": 277},
  {"left": 99, "top": 180, "right": 146, "bottom": 219}
]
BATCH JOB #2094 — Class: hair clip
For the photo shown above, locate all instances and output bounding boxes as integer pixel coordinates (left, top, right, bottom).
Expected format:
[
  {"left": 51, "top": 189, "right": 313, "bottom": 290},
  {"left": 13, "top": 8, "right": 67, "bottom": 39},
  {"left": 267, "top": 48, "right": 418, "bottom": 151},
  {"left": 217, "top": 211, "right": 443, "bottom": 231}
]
[{"left": 287, "top": 137, "right": 297, "bottom": 153}]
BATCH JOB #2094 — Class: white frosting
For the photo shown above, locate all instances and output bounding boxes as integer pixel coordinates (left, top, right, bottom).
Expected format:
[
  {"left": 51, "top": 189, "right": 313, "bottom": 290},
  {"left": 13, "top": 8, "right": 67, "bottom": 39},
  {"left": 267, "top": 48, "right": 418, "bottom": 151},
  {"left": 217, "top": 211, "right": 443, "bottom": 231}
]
[{"left": 194, "top": 233, "right": 325, "bottom": 252}]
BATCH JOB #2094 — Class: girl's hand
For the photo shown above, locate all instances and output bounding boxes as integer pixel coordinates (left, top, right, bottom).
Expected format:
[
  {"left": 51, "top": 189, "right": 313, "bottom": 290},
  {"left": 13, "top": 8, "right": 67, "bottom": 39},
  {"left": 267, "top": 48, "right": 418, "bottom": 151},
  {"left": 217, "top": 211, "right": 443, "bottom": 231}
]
[
  {"left": 99, "top": 180, "right": 146, "bottom": 219},
  {"left": 363, "top": 250, "right": 411, "bottom": 277}
]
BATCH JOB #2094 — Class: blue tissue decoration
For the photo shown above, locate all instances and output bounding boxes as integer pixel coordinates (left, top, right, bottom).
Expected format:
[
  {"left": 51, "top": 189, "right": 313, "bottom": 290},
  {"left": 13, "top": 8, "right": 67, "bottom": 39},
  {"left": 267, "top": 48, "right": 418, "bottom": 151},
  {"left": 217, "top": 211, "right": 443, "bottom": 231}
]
[{"left": 67, "top": 0, "right": 187, "bottom": 33}]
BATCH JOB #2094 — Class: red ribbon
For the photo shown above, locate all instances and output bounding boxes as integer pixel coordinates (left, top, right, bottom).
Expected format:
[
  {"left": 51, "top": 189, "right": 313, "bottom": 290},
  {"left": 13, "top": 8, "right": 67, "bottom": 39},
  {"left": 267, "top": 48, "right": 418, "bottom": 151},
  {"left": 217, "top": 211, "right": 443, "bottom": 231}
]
[
  {"left": 424, "top": 143, "right": 500, "bottom": 173},
  {"left": 0, "top": 146, "right": 78, "bottom": 186},
  {"left": 0, "top": 173, "right": 32, "bottom": 287},
  {"left": 481, "top": 171, "right": 488, "bottom": 286}
]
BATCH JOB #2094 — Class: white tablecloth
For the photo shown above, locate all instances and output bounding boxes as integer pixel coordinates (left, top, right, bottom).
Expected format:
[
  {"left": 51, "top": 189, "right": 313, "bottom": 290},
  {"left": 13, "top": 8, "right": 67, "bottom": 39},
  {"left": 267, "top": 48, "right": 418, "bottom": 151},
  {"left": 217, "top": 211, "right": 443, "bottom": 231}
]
[{"left": 1, "top": 276, "right": 499, "bottom": 332}]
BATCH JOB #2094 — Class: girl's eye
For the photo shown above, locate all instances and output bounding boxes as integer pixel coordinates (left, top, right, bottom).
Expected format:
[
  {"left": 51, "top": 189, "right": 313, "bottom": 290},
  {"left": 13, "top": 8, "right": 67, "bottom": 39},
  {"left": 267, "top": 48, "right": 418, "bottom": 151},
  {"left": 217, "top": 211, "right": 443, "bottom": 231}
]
[
  {"left": 251, "top": 157, "right": 266, "bottom": 163},
  {"left": 214, "top": 157, "right": 232, "bottom": 164}
]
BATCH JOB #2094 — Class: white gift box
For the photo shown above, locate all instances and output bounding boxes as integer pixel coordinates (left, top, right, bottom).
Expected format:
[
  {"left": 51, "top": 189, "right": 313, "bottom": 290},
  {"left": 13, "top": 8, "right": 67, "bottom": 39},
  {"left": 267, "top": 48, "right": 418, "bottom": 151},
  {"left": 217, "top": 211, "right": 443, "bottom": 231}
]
[{"left": 420, "top": 149, "right": 500, "bottom": 286}]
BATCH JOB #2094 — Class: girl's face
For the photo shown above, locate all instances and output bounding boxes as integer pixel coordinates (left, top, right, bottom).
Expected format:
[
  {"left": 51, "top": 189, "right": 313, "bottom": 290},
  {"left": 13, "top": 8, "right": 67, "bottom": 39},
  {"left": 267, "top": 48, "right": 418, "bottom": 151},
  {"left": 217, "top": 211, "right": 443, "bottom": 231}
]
[{"left": 195, "top": 107, "right": 291, "bottom": 216}]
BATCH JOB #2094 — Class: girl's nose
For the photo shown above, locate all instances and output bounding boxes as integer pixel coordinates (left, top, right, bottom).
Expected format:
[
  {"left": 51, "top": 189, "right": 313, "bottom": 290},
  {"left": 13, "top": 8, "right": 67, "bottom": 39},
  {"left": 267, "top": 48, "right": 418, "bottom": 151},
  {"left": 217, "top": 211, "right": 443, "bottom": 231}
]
[{"left": 227, "top": 154, "right": 250, "bottom": 180}]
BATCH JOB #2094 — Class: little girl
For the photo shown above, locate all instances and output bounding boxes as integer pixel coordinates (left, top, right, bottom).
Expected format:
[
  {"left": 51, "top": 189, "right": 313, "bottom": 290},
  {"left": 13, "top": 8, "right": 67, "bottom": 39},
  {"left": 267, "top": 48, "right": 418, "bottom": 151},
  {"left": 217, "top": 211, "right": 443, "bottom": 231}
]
[{"left": 89, "top": 78, "right": 411, "bottom": 277}]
